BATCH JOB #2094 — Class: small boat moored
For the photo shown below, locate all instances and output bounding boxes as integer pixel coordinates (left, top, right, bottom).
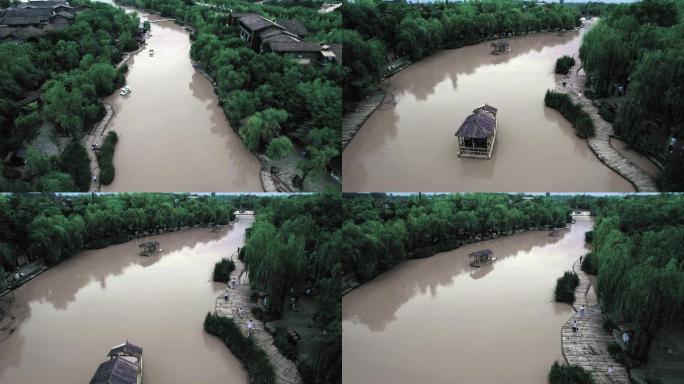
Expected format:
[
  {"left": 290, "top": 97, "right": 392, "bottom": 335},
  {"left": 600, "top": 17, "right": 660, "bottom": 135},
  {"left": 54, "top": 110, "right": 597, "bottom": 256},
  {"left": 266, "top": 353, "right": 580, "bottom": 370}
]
[
  {"left": 149, "top": 49, "right": 154, "bottom": 56},
  {"left": 120, "top": 86, "right": 131, "bottom": 96}
]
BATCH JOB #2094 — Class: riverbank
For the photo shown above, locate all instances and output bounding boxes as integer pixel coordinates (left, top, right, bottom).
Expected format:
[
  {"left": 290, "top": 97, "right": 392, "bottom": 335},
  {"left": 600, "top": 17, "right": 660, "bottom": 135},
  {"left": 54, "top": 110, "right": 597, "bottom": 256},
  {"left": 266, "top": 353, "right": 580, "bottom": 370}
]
[
  {"left": 560, "top": 257, "right": 630, "bottom": 383},
  {"left": 553, "top": 61, "right": 658, "bottom": 192},
  {"left": 343, "top": 224, "right": 568, "bottom": 295},
  {"left": 215, "top": 251, "right": 302, "bottom": 384},
  {"left": 83, "top": 39, "right": 147, "bottom": 192}
]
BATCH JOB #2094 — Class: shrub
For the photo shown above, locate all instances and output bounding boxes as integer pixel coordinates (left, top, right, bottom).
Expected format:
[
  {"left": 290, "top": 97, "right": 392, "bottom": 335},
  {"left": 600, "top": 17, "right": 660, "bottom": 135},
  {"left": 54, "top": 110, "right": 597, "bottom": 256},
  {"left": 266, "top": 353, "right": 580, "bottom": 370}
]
[
  {"left": 273, "top": 328, "right": 298, "bottom": 361},
  {"left": 213, "top": 258, "right": 235, "bottom": 283},
  {"left": 598, "top": 102, "right": 616, "bottom": 123},
  {"left": 545, "top": 90, "right": 595, "bottom": 138},
  {"left": 204, "top": 312, "right": 275, "bottom": 384},
  {"left": 555, "top": 55, "right": 576, "bottom": 75},
  {"left": 548, "top": 361, "right": 595, "bottom": 384},
  {"left": 97, "top": 131, "right": 118, "bottom": 185},
  {"left": 554, "top": 271, "right": 580, "bottom": 303},
  {"left": 603, "top": 317, "right": 618, "bottom": 332},
  {"left": 584, "top": 231, "right": 594, "bottom": 243},
  {"left": 581, "top": 252, "right": 598, "bottom": 275}
]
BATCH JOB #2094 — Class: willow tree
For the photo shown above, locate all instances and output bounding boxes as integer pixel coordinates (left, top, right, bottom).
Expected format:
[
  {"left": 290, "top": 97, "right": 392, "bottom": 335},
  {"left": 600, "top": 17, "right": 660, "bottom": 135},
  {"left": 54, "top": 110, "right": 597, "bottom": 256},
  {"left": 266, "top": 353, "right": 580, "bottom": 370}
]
[{"left": 244, "top": 221, "right": 307, "bottom": 315}]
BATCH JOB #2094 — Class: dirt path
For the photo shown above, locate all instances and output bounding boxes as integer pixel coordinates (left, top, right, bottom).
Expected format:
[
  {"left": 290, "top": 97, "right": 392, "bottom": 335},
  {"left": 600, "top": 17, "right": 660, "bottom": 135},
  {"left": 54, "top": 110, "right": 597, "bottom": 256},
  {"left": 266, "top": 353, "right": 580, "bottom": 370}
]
[
  {"left": 560, "top": 258, "right": 630, "bottom": 383},
  {"left": 215, "top": 252, "right": 302, "bottom": 384},
  {"left": 554, "top": 62, "right": 658, "bottom": 192}
]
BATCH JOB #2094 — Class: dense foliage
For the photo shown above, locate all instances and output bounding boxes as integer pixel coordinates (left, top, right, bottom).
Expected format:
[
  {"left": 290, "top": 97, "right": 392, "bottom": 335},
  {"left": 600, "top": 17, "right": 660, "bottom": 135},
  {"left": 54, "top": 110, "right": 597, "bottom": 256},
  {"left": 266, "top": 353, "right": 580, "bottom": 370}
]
[
  {"left": 544, "top": 90, "right": 595, "bottom": 138},
  {"left": 241, "top": 193, "right": 341, "bottom": 384},
  {"left": 97, "top": 131, "right": 119, "bottom": 185},
  {"left": 0, "top": 1, "right": 137, "bottom": 191},
  {"left": 120, "top": 0, "right": 342, "bottom": 183},
  {"left": 554, "top": 55, "right": 575, "bottom": 75},
  {"left": 204, "top": 312, "right": 275, "bottom": 384},
  {"left": 342, "top": 0, "right": 581, "bottom": 96},
  {"left": 548, "top": 361, "right": 595, "bottom": 384},
  {"left": 587, "top": 194, "right": 684, "bottom": 360},
  {"left": 213, "top": 257, "right": 236, "bottom": 283},
  {"left": 581, "top": 252, "right": 598, "bottom": 275},
  {"left": 341, "top": 193, "right": 571, "bottom": 283},
  {"left": 554, "top": 270, "right": 580, "bottom": 304},
  {"left": 0, "top": 193, "right": 236, "bottom": 268},
  {"left": 578, "top": 0, "right": 684, "bottom": 189}
]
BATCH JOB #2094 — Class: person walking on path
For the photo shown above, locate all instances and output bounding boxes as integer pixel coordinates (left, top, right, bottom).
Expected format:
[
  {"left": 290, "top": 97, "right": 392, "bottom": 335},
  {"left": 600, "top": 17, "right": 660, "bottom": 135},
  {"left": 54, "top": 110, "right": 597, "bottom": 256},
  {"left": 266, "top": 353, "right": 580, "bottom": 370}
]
[
  {"left": 572, "top": 319, "right": 578, "bottom": 334},
  {"left": 247, "top": 319, "right": 254, "bottom": 336},
  {"left": 579, "top": 305, "right": 585, "bottom": 319},
  {"left": 224, "top": 288, "right": 229, "bottom": 302}
]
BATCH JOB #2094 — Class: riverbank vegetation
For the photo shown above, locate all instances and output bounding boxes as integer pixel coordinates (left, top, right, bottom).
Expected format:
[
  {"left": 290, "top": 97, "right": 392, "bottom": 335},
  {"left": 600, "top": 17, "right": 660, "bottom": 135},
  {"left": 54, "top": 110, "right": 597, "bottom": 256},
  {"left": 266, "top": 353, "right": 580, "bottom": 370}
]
[
  {"left": 341, "top": 193, "right": 571, "bottom": 285},
  {"left": 548, "top": 361, "right": 594, "bottom": 384},
  {"left": 555, "top": 55, "right": 575, "bottom": 75},
  {"left": 96, "top": 131, "right": 119, "bottom": 185},
  {"left": 204, "top": 313, "right": 275, "bottom": 384},
  {"left": 544, "top": 91, "right": 595, "bottom": 138},
  {"left": 240, "top": 193, "right": 341, "bottom": 384},
  {"left": 578, "top": 194, "right": 684, "bottom": 362},
  {"left": 342, "top": 0, "right": 581, "bottom": 98},
  {"left": 0, "top": 1, "right": 140, "bottom": 191},
  {"left": 578, "top": 0, "right": 684, "bottom": 190},
  {"left": 554, "top": 271, "right": 580, "bottom": 304},
  {"left": 213, "top": 258, "right": 236, "bottom": 283},
  {"left": 0, "top": 193, "right": 236, "bottom": 269},
  {"left": 117, "top": 0, "right": 342, "bottom": 188}
]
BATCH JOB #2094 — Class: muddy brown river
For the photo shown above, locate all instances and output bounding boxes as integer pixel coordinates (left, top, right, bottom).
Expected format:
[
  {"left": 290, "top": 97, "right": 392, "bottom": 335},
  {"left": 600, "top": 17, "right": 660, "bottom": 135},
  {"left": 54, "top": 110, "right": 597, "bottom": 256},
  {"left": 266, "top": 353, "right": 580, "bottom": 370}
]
[
  {"left": 99, "top": 6, "right": 261, "bottom": 192},
  {"left": 343, "top": 216, "right": 593, "bottom": 383},
  {"left": 343, "top": 26, "right": 635, "bottom": 192},
  {"left": 0, "top": 217, "right": 252, "bottom": 383}
]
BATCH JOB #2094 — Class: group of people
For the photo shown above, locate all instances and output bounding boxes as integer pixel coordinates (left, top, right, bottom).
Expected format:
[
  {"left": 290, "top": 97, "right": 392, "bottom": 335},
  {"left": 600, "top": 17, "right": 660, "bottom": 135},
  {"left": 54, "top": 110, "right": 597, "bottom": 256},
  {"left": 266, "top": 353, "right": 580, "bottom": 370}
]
[{"left": 571, "top": 304, "right": 586, "bottom": 334}]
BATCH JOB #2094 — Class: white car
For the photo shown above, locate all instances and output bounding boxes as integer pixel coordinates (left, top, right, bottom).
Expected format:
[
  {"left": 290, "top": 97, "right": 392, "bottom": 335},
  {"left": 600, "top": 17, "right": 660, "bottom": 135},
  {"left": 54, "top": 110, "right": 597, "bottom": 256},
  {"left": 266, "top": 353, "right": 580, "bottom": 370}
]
[{"left": 120, "top": 86, "right": 131, "bottom": 96}]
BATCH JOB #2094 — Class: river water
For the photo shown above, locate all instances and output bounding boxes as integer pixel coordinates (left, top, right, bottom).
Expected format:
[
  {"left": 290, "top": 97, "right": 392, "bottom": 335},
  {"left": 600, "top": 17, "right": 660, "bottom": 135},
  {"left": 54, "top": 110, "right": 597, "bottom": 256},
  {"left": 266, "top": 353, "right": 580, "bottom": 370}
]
[
  {"left": 342, "top": 26, "right": 635, "bottom": 192},
  {"left": 98, "top": 6, "right": 261, "bottom": 192},
  {"left": 343, "top": 216, "right": 593, "bottom": 383},
  {"left": 0, "top": 217, "right": 252, "bottom": 384}
]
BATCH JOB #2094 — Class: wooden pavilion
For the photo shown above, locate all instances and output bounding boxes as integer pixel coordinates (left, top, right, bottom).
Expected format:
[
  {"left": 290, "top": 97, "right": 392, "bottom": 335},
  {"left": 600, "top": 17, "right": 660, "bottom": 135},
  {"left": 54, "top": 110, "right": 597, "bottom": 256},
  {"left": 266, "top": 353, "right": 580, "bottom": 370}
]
[
  {"left": 139, "top": 241, "right": 160, "bottom": 256},
  {"left": 90, "top": 341, "right": 143, "bottom": 384},
  {"left": 455, "top": 104, "right": 498, "bottom": 159},
  {"left": 491, "top": 40, "right": 509, "bottom": 54},
  {"left": 469, "top": 249, "right": 496, "bottom": 268}
]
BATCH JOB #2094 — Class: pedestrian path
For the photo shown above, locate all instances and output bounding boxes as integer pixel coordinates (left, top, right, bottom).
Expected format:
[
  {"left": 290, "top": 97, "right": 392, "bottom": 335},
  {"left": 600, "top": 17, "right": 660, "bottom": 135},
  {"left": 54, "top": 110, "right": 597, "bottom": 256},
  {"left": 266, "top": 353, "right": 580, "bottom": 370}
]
[
  {"left": 561, "top": 258, "right": 630, "bottom": 383},
  {"left": 555, "top": 64, "right": 658, "bottom": 192},
  {"left": 215, "top": 251, "right": 302, "bottom": 384}
]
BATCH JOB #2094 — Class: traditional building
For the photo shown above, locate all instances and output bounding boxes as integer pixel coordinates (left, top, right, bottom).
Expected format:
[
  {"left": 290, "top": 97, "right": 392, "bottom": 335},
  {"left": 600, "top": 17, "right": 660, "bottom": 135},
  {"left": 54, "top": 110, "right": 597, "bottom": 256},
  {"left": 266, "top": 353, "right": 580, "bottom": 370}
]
[
  {"left": 0, "top": 0, "right": 79, "bottom": 42},
  {"left": 455, "top": 104, "right": 499, "bottom": 159},
  {"left": 90, "top": 341, "right": 143, "bottom": 384},
  {"left": 229, "top": 12, "right": 338, "bottom": 65}
]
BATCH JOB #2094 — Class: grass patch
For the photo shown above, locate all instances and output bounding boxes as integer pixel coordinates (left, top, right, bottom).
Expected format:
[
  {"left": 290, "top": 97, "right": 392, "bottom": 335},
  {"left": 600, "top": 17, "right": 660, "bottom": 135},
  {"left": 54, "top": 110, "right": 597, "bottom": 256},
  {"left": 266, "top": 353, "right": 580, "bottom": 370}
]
[
  {"left": 204, "top": 312, "right": 275, "bottom": 384},
  {"left": 96, "top": 131, "right": 118, "bottom": 185},
  {"left": 545, "top": 90, "right": 596, "bottom": 138},
  {"left": 555, "top": 55, "right": 576, "bottom": 75},
  {"left": 581, "top": 252, "right": 598, "bottom": 275},
  {"left": 554, "top": 271, "right": 580, "bottom": 303},
  {"left": 212, "top": 258, "right": 235, "bottom": 283},
  {"left": 548, "top": 361, "right": 595, "bottom": 384}
]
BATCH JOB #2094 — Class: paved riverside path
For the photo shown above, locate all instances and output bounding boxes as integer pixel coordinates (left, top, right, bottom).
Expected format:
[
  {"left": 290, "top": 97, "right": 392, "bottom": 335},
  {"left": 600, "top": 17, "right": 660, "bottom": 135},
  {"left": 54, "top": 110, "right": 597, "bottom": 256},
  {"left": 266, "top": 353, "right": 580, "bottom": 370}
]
[
  {"left": 341, "top": 90, "right": 385, "bottom": 148},
  {"left": 554, "top": 63, "right": 658, "bottom": 192},
  {"left": 215, "top": 252, "right": 302, "bottom": 384},
  {"left": 561, "top": 258, "right": 630, "bottom": 383}
]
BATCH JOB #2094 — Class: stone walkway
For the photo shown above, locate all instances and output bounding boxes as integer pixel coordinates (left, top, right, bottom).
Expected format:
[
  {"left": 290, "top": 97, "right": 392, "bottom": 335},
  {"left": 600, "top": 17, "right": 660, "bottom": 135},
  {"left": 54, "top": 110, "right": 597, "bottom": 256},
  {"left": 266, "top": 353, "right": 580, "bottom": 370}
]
[
  {"left": 561, "top": 258, "right": 630, "bottom": 383},
  {"left": 341, "top": 90, "right": 385, "bottom": 148},
  {"left": 554, "top": 63, "right": 658, "bottom": 192},
  {"left": 215, "top": 252, "right": 302, "bottom": 384},
  {"left": 83, "top": 103, "right": 114, "bottom": 192}
]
